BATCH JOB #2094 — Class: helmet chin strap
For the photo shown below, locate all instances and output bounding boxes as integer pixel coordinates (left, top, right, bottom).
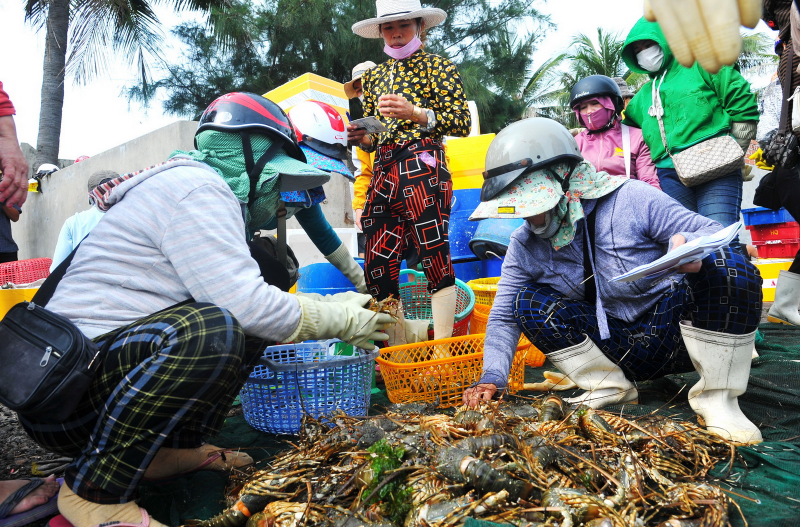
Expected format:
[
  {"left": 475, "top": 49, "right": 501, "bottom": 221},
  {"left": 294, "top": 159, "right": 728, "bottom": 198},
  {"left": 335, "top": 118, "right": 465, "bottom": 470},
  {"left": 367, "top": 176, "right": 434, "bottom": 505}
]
[{"left": 240, "top": 131, "right": 285, "bottom": 206}]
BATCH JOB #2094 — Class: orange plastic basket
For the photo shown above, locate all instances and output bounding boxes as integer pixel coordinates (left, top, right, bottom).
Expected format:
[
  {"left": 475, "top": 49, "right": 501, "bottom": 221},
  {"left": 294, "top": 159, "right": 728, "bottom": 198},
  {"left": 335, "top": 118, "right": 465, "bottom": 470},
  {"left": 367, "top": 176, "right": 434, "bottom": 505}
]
[
  {"left": 469, "top": 304, "right": 546, "bottom": 368},
  {"left": 376, "top": 334, "right": 526, "bottom": 408},
  {"left": 466, "top": 277, "right": 501, "bottom": 306},
  {"left": 0, "top": 258, "right": 51, "bottom": 285}
]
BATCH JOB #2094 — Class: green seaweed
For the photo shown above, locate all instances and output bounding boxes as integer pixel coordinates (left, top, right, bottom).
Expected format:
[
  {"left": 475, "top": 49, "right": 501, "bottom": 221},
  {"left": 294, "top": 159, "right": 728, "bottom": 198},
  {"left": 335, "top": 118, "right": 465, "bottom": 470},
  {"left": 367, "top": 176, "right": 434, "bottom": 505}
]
[{"left": 363, "top": 439, "right": 412, "bottom": 524}]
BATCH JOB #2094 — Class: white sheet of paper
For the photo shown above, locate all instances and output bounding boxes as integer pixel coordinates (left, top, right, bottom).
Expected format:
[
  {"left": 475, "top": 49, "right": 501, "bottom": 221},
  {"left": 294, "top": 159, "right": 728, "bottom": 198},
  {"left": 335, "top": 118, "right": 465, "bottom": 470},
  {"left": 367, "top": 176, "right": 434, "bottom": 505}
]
[
  {"left": 609, "top": 222, "right": 743, "bottom": 283},
  {"left": 349, "top": 116, "right": 388, "bottom": 134}
]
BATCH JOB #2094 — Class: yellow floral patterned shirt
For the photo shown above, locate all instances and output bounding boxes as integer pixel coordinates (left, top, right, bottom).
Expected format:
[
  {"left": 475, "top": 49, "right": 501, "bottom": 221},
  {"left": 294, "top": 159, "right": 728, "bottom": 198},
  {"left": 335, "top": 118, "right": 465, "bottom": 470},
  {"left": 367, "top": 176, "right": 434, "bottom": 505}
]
[{"left": 361, "top": 50, "right": 471, "bottom": 150}]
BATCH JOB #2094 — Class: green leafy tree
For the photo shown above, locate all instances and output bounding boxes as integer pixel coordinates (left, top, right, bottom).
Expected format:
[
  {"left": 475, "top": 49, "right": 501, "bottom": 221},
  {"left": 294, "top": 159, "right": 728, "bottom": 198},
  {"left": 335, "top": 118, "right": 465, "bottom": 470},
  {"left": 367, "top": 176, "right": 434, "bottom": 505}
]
[
  {"left": 130, "top": 0, "right": 551, "bottom": 132},
  {"left": 24, "top": 0, "right": 236, "bottom": 167}
]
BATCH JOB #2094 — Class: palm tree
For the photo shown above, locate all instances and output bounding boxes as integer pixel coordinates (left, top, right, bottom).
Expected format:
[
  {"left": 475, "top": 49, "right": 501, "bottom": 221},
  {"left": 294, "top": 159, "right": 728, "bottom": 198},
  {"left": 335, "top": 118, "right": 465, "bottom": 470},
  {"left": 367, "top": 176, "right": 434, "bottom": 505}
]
[
  {"left": 566, "top": 29, "right": 628, "bottom": 80},
  {"left": 24, "top": 0, "right": 237, "bottom": 168},
  {"left": 737, "top": 32, "right": 779, "bottom": 78}
]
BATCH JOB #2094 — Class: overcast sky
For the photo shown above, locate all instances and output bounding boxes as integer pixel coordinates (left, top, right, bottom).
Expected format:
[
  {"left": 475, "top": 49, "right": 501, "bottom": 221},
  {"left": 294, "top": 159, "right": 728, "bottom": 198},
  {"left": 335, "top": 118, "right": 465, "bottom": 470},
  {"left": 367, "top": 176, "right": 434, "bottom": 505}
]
[{"left": 0, "top": 0, "right": 776, "bottom": 162}]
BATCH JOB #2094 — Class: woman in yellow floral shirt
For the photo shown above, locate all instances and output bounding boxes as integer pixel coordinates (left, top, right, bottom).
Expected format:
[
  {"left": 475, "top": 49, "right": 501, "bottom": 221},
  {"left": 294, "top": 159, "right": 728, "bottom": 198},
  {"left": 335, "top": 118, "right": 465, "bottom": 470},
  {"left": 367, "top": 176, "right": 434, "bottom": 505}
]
[{"left": 348, "top": 0, "right": 471, "bottom": 344}]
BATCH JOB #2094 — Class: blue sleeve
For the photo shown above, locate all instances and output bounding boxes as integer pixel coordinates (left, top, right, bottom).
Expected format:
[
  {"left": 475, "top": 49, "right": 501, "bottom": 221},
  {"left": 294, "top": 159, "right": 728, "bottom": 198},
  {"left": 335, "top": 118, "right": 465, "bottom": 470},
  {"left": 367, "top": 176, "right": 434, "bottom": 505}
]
[
  {"left": 50, "top": 217, "right": 75, "bottom": 272},
  {"left": 295, "top": 205, "right": 342, "bottom": 256}
]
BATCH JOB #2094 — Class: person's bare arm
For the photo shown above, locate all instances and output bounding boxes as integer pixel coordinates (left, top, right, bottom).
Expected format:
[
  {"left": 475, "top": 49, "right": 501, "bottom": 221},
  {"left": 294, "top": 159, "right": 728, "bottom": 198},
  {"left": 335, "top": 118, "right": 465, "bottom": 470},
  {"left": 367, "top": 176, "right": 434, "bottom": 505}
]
[
  {"left": 2, "top": 205, "right": 20, "bottom": 222},
  {"left": 0, "top": 115, "right": 29, "bottom": 207}
]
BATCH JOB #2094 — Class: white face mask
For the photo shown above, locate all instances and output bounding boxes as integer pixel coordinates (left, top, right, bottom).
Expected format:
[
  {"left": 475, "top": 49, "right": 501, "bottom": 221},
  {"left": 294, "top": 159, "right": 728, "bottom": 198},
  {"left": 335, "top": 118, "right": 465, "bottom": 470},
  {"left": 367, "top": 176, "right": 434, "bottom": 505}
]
[
  {"left": 636, "top": 45, "right": 664, "bottom": 72},
  {"left": 530, "top": 210, "right": 560, "bottom": 239}
]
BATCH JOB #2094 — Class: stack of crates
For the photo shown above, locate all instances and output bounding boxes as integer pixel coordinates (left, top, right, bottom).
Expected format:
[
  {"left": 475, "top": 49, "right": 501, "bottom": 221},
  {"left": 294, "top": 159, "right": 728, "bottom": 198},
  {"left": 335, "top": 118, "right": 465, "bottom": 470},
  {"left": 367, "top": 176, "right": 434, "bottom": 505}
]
[
  {"left": 742, "top": 207, "right": 798, "bottom": 302},
  {"left": 742, "top": 207, "right": 799, "bottom": 259}
]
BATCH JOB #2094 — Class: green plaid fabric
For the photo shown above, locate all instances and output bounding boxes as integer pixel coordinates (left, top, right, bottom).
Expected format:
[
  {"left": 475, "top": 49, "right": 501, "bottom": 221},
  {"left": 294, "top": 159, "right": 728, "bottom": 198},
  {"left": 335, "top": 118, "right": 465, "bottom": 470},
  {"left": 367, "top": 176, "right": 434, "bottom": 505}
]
[{"left": 19, "top": 303, "right": 260, "bottom": 504}]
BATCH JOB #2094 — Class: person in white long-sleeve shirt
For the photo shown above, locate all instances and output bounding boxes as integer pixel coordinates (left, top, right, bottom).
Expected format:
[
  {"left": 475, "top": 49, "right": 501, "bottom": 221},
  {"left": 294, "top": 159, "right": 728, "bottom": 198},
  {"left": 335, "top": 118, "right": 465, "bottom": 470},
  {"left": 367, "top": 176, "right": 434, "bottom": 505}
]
[{"left": 19, "top": 93, "right": 395, "bottom": 527}]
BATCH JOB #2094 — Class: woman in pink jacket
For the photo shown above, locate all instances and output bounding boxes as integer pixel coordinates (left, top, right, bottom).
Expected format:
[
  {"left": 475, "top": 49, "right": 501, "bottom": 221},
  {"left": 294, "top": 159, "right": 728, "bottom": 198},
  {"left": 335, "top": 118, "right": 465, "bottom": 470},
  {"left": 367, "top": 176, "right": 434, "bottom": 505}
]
[{"left": 571, "top": 75, "right": 661, "bottom": 189}]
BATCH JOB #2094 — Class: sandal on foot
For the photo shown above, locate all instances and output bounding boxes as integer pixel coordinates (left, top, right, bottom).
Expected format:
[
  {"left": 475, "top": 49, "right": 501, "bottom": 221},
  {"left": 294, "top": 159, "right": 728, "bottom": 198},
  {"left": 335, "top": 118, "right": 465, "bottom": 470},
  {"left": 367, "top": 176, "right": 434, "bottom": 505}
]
[{"left": 0, "top": 478, "right": 62, "bottom": 527}]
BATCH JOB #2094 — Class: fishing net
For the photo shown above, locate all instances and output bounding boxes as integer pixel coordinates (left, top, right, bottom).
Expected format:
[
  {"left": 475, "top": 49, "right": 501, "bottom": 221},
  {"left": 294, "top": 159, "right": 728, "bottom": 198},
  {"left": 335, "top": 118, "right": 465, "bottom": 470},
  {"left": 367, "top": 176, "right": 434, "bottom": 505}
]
[
  {"left": 520, "top": 322, "right": 800, "bottom": 527},
  {"left": 139, "top": 323, "right": 800, "bottom": 526}
]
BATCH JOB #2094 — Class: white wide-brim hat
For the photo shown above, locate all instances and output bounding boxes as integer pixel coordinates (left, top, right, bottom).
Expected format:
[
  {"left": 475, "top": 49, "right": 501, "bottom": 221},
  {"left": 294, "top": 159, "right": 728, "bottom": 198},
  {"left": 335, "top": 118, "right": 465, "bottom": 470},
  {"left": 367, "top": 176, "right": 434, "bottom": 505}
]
[{"left": 352, "top": 0, "right": 447, "bottom": 39}]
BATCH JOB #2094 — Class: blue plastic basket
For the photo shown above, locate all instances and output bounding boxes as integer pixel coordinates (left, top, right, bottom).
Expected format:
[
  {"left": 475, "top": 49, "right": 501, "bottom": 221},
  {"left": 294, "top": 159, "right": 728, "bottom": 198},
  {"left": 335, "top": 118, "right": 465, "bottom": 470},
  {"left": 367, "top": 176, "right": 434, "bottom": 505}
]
[
  {"left": 240, "top": 340, "right": 378, "bottom": 435},
  {"left": 741, "top": 207, "right": 796, "bottom": 227}
]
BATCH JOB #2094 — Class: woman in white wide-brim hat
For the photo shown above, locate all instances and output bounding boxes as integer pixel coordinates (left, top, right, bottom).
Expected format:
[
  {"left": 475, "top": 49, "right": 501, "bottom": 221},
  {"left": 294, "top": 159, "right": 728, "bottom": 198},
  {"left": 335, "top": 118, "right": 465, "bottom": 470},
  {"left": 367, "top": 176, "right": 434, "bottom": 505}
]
[{"left": 348, "top": 0, "right": 472, "bottom": 345}]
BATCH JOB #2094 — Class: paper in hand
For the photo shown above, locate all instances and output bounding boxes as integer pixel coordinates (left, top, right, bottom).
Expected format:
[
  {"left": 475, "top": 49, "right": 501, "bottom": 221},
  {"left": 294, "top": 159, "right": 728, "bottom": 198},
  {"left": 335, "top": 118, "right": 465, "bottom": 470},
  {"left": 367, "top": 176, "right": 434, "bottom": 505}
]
[
  {"left": 349, "top": 116, "right": 388, "bottom": 134},
  {"left": 609, "top": 222, "right": 743, "bottom": 283}
]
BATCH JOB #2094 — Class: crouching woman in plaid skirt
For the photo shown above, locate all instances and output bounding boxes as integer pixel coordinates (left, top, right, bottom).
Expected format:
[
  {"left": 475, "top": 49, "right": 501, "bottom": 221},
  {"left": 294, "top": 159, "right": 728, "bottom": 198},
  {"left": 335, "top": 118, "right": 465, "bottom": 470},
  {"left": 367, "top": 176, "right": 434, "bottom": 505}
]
[{"left": 463, "top": 118, "right": 764, "bottom": 447}]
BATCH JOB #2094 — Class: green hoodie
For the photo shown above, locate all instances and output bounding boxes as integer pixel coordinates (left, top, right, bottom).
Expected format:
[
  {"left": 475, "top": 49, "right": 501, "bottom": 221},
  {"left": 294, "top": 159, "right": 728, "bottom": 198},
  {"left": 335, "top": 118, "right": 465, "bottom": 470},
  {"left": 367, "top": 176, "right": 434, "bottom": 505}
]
[{"left": 621, "top": 18, "right": 758, "bottom": 168}]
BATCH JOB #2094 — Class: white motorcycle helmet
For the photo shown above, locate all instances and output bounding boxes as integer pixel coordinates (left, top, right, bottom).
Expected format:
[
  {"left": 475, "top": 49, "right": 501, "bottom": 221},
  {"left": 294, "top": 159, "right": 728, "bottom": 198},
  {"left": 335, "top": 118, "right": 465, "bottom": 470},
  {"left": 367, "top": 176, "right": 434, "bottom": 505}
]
[
  {"left": 36, "top": 163, "right": 60, "bottom": 177},
  {"left": 288, "top": 100, "right": 348, "bottom": 160}
]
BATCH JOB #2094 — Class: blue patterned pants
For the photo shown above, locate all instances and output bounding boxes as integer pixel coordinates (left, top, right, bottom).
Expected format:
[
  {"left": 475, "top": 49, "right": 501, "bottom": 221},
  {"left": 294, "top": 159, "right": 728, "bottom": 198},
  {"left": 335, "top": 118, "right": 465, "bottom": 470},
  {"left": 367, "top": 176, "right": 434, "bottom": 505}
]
[{"left": 514, "top": 247, "right": 762, "bottom": 381}]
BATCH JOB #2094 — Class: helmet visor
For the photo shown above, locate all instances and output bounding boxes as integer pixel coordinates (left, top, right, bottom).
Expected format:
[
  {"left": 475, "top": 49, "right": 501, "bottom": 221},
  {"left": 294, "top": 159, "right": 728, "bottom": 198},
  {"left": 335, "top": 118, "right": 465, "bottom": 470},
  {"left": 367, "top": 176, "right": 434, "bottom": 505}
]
[
  {"left": 300, "top": 145, "right": 354, "bottom": 182},
  {"left": 480, "top": 158, "right": 534, "bottom": 201}
]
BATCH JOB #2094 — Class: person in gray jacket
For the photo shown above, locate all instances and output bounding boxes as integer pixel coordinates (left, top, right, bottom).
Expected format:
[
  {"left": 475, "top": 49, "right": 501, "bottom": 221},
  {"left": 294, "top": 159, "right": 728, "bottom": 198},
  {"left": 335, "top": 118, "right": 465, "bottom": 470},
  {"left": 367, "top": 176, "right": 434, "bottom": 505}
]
[{"left": 463, "top": 118, "right": 763, "bottom": 446}]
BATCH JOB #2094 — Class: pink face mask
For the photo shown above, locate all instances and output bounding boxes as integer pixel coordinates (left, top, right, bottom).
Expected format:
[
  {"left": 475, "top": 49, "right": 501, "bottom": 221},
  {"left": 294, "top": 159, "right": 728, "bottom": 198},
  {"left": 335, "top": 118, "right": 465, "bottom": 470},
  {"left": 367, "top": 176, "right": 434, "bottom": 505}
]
[
  {"left": 583, "top": 107, "right": 615, "bottom": 130},
  {"left": 384, "top": 36, "right": 423, "bottom": 60}
]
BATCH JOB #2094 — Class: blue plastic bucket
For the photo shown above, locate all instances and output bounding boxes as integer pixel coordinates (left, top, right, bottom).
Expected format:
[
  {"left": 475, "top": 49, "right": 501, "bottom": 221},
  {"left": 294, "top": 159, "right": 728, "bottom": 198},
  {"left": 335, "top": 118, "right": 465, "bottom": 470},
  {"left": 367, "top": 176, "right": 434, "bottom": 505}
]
[
  {"left": 449, "top": 189, "right": 481, "bottom": 262},
  {"left": 453, "top": 260, "right": 482, "bottom": 282},
  {"left": 296, "top": 263, "right": 356, "bottom": 294},
  {"left": 480, "top": 257, "right": 504, "bottom": 277},
  {"left": 470, "top": 218, "right": 525, "bottom": 259}
]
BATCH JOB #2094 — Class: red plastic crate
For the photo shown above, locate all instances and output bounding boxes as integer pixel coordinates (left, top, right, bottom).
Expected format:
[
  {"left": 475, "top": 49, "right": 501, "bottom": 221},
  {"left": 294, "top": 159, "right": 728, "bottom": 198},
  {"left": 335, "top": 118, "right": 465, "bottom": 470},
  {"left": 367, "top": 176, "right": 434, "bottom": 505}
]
[
  {"left": 752, "top": 239, "right": 800, "bottom": 259},
  {"left": 746, "top": 221, "right": 800, "bottom": 243},
  {"left": 0, "top": 258, "right": 51, "bottom": 285}
]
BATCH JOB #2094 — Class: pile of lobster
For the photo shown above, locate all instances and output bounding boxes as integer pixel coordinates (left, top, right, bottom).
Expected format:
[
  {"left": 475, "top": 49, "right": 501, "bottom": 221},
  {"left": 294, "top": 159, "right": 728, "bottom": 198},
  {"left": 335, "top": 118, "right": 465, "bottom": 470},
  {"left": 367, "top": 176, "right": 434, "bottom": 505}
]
[{"left": 188, "top": 395, "right": 743, "bottom": 527}]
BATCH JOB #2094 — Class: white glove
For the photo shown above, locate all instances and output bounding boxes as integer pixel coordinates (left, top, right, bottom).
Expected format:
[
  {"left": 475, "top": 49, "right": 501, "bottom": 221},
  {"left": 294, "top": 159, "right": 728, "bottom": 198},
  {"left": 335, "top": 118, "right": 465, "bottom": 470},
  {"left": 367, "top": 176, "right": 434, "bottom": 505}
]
[
  {"left": 325, "top": 243, "right": 368, "bottom": 294},
  {"left": 284, "top": 295, "right": 394, "bottom": 349},
  {"left": 644, "top": 0, "right": 762, "bottom": 73},
  {"left": 294, "top": 291, "right": 370, "bottom": 306}
]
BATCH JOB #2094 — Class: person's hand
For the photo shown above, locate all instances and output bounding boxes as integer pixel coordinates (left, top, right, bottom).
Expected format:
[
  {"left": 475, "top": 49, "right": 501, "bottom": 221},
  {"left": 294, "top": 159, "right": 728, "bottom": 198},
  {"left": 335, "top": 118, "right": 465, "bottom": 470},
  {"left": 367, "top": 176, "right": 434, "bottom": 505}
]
[
  {"left": 0, "top": 115, "right": 29, "bottom": 207},
  {"left": 286, "top": 295, "right": 395, "bottom": 349},
  {"left": 378, "top": 94, "right": 414, "bottom": 120},
  {"left": 347, "top": 123, "right": 368, "bottom": 146},
  {"left": 463, "top": 383, "right": 498, "bottom": 407},
  {"left": 643, "top": 0, "right": 762, "bottom": 74},
  {"left": 354, "top": 208, "right": 363, "bottom": 231},
  {"left": 749, "top": 148, "right": 774, "bottom": 171},
  {"left": 670, "top": 234, "right": 703, "bottom": 273}
]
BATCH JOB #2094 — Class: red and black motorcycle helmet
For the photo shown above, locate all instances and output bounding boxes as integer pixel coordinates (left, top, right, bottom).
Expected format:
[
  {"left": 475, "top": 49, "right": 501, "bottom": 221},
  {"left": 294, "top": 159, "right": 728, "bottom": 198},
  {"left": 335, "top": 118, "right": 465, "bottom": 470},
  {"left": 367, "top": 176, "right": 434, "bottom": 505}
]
[
  {"left": 196, "top": 92, "right": 305, "bottom": 162},
  {"left": 196, "top": 92, "right": 310, "bottom": 206}
]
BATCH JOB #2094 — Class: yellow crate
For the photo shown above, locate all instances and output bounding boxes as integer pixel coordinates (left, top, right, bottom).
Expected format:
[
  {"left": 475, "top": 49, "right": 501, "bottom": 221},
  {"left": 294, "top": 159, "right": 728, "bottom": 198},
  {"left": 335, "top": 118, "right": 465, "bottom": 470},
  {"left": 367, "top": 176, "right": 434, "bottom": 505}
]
[
  {"left": 763, "top": 286, "right": 776, "bottom": 302},
  {"left": 0, "top": 288, "right": 37, "bottom": 319},
  {"left": 445, "top": 134, "right": 495, "bottom": 190},
  {"left": 264, "top": 73, "right": 349, "bottom": 119},
  {"left": 755, "top": 259, "right": 793, "bottom": 279},
  {"left": 376, "top": 334, "right": 526, "bottom": 408},
  {"left": 466, "top": 277, "right": 501, "bottom": 306}
]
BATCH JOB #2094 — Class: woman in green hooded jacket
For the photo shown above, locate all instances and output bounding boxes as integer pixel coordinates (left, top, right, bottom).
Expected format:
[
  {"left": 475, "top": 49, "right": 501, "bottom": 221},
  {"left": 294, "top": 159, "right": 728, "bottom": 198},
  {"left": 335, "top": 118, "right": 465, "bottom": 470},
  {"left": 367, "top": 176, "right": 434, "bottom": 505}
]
[{"left": 621, "top": 18, "right": 759, "bottom": 231}]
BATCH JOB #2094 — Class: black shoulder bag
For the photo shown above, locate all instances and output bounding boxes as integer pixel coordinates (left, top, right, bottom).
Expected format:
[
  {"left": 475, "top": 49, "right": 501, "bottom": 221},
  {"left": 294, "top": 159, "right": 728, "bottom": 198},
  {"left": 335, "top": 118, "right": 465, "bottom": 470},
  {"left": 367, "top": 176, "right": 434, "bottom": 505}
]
[
  {"left": 759, "top": 49, "right": 800, "bottom": 209},
  {"left": 0, "top": 243, "right": 102, "bottom": 423}
]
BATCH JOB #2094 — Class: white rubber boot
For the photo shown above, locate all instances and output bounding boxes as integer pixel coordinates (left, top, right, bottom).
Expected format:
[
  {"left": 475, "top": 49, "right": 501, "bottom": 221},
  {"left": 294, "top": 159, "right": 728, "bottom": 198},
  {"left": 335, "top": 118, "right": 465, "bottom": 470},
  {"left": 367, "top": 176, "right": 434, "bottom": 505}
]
[
  {"left": 767, "top": 270, "right": 800, "bottom": 326},
  {"left": 386, "top": 300, "right": 409, "bottom": 347},
  {"left": 405, "top": 319, "right": 431, "bottom": 343},
  {"left": 431, "top": 286, "right": 457, "bottom": 340},
  {"left": 546, "top": 335, "right": 638, "bottom": 409},
  {"left": 680, "top": 321, "right": 763, "bottom": 445}
]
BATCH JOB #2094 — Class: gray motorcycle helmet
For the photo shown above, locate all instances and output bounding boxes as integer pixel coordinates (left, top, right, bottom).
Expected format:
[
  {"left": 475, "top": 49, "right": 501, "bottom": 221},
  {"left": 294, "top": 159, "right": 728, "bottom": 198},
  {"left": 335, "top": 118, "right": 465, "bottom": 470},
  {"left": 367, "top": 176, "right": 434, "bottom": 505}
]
[{"left": 480, "top": 118, "right": 583, "bottom": 202}]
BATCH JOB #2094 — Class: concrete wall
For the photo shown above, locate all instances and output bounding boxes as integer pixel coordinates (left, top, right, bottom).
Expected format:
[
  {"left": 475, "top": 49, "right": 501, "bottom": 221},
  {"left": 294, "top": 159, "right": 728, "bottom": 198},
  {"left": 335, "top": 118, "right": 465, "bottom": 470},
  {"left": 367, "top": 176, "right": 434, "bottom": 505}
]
[
  {"left": 13, "top": 121, "right": 200, "bottom": 260},
  {"left": 12, "top": 120, "right": 357, "bottom": 261}
]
